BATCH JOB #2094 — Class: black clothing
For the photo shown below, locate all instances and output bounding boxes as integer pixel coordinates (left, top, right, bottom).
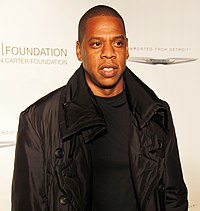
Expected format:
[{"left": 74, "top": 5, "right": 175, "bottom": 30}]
[
  {"left": 91, "top": 91, "right": 138, "bottom": 211},
  {"left": 12, "top": 65, "right": 188, "bottom": 211}
]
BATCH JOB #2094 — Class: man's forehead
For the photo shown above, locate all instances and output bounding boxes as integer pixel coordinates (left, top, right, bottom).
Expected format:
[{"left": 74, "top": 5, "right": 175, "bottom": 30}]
[{"left": 84, "top": 16, "right": 125, "bottom": 33}]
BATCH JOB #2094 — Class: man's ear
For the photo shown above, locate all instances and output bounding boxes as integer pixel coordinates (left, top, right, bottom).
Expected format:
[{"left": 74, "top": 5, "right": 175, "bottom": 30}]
[{"left": 76, "top": 41, "right": 82, "bottom": 61}]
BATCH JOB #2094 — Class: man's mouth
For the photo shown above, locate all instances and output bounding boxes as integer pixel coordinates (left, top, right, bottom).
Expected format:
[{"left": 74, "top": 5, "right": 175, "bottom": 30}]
[
  {"left": 100, "top": 67, "right": 117, "bottom": 77},
  {"left": 99, "top": 65, "right": 118, "bottom": 77},
  {"left": 102, "top": 67, "right": 114, "bottom": 71}
]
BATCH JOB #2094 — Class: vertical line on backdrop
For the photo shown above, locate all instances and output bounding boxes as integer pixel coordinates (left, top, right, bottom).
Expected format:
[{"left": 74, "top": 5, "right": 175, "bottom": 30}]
[{"left": 1, "top": 42, "right": 4, "bottom": 56}]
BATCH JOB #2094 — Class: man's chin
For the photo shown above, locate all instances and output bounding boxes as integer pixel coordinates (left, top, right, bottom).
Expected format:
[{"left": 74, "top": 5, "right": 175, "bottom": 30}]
[
  {"left": 99, "top": 77, "right": 124, "bottom": 90},
  {"left": 99, "top": 82, "right": 119, "bottom": 89}
]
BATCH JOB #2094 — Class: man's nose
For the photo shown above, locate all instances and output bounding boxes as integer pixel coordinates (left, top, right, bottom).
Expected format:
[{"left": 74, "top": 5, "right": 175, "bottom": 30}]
[{"left": 101, "top": 43, "right": 116, "bottom": 59}]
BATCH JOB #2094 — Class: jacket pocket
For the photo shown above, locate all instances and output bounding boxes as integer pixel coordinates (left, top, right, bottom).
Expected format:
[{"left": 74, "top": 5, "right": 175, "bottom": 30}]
[{"left": 55, "top": 159, "right": 81, "bottom": 211}]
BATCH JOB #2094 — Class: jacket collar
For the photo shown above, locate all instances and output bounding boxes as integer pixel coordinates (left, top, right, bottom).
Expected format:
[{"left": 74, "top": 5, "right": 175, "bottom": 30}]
[
  {"left": 59, "top": 65, "right": 168, "bottom": 141},
  {"left": 59, "top": 65, "right": 106, "bottom": 142},
  {"left": 123, "top": 67, "right": 168, "bottom": 130}
]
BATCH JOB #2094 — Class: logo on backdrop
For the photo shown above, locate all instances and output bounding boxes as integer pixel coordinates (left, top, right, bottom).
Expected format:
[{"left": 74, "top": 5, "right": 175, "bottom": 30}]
[
  {"left": 128, "top": 57, "right": 197, "bottom": 65},
  {"left": 128, "top": 46, "right": 198, "bottom": 65},
  {"left": 0, "top": 42, "right": 67, "bottom": 65},
  {"left": 0, "top": 141, "right": 16, "bottom": 148}
]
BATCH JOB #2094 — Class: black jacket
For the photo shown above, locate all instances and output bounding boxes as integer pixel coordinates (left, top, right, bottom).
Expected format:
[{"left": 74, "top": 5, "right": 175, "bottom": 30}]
[{"left": 12, "top": 65, "right": 188, "bottom": 211}]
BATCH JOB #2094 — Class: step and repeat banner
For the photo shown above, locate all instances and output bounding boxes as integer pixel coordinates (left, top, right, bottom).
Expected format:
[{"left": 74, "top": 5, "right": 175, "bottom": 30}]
[{"left": 0, "top": 0, "right": 199, "bottom": 210}]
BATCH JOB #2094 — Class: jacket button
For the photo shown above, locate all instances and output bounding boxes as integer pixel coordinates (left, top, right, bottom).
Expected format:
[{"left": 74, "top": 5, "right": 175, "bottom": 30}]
[
  {"left": 159, "top": 184, "right": 165, "bottom": 192},
  {"left": 63, "top": 102, "right": 70, "bottom": 110},
  {"left": 55, "top": 148, "right": 64, "bottom": 158},
  {"left": 59, "top": 195, "right": 68, "bottom": 205},
  {"left": 158, "top": 141, "right": 163, "bottom": 149}
]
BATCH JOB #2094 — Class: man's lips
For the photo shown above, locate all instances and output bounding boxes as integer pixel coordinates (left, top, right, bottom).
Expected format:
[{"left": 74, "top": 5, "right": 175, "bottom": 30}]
[{"left": 99, "top": 64, "right": 118, "bottom": 77}]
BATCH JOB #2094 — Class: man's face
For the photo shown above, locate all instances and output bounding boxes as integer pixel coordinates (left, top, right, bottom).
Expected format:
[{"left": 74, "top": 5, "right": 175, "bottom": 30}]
[{"left": 76, "top": 15, "right": 129, "bottom": 97}]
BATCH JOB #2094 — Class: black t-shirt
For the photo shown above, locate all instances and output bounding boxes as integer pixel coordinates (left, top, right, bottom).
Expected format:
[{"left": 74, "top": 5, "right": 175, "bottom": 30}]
[{"left": 90, "top": 91, "right": 138, "bottom": 211}]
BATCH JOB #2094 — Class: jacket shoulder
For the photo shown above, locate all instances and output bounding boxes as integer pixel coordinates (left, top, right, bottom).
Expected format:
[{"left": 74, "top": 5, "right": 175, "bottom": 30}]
[{"left": 21, "top": 85, "right": 66, "bottom": 118}]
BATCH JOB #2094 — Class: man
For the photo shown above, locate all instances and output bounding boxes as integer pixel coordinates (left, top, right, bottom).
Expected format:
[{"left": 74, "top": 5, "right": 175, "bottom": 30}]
[{"left": 12, "top": 5, "right": 188, "bottom": 211}]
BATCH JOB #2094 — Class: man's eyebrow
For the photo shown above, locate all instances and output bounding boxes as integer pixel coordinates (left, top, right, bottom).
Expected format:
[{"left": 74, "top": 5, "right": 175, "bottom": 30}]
[
  {"left": 88, "top": 35, "right": 126, "bottom": 42},
  {"left": 114, "top": 35, "right": 126, "bottom": 39},
  {"left": 88, "top": 36, "right": 102, "bottom": 41}
]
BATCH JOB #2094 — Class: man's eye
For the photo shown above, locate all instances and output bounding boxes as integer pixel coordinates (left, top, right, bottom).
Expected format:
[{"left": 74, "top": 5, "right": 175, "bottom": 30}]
[
  {"left": 114, "top": 41, "right": 124, "bottom": 47},
  {"left": 91, "top": 42, "right": 102, "bottom": 47}
]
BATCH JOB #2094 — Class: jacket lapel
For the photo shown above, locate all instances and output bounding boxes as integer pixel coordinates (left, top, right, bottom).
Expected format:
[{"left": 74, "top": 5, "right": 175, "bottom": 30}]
[
  {"left": 124, "top": 67, "right": 168, "bottom": 131},
  {"left": 59, "top": 65, "right": 106, "bottom": 143}
]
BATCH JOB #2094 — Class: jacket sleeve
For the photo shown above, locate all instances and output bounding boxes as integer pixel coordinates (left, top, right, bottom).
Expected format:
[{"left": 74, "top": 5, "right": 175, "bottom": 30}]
[
  {"left": 164, "top": 105, "right": 188, "bottom": 211},
  {"left": 12, "top": 110, "right": 47, "bottom": 211}
]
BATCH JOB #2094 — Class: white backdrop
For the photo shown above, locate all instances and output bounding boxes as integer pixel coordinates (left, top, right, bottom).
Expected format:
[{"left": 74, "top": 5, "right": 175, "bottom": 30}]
[{"left": 0, "top": 0, "right": 199, "bottom": 210}]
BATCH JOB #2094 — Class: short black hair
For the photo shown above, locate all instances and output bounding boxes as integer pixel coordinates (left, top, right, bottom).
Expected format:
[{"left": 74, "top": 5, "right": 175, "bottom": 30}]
[{"left": 78, "top": 5, "right": 126, "bottom": 43}]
